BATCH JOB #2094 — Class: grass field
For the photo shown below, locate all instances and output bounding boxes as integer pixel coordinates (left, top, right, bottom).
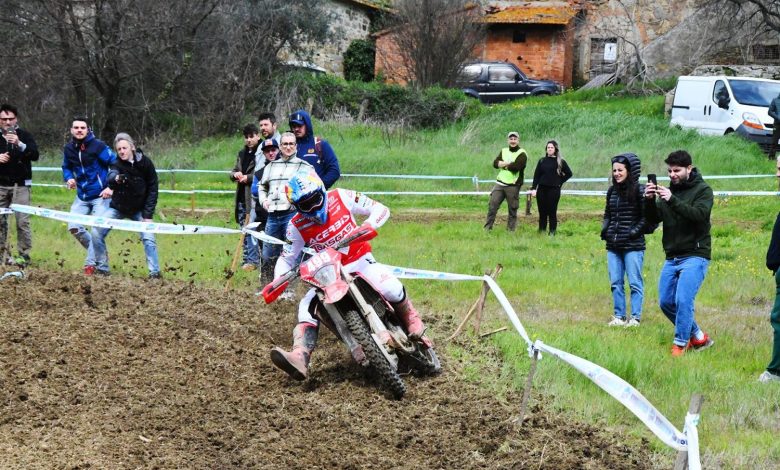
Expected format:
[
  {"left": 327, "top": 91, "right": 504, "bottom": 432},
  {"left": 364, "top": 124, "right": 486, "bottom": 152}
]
[{"left": 12, "top": 88, "right": 780, "bottom": 468}]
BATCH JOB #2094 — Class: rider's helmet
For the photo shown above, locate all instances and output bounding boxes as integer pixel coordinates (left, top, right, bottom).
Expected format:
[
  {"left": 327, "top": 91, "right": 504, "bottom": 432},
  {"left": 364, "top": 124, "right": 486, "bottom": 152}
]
[{"left": 286, "top": 169, "right": 328, "bottom": 224}]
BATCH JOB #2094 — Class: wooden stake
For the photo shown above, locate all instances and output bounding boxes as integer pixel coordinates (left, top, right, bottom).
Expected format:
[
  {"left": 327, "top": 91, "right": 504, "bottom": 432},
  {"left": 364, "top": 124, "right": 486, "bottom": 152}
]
[
  {"left": 447, "top": 264, "right": 502, "bottom": 341},
  {"left": 190, "top": 192, "right": 195, "bottom": 215},
  {"left": 224, "top": 212, "right": 251, "bottom": 291},
  {"left": 479, "top": 327, "right": 507, "bottom": 338},
  {"left": 674, "top": 393, "right": 704, "bottom": 470},
  {"left": 517, "top": 348, "right": 540, "bottom": 426}
]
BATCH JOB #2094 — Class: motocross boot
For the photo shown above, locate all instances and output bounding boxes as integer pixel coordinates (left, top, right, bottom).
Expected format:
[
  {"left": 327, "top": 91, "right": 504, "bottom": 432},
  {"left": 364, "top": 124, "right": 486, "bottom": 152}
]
[
  {"left": 391, "top": 291, "right": 426, "bottom": 339},
  {"left": 270, "top": 322, "right": 318, "bottom": 381}
]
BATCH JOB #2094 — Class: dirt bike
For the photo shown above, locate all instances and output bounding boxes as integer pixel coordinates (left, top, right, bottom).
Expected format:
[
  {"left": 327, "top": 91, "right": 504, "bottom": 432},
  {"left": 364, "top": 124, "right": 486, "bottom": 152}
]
[{"left": 260, "top": 225, "right": 441, "bottom": 399}]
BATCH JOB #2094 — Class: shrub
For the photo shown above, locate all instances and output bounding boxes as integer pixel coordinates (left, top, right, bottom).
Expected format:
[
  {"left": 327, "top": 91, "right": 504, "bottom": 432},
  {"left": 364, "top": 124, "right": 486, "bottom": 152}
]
[{"left": 343, "top": 39, "right": 375, "bottom": 82}]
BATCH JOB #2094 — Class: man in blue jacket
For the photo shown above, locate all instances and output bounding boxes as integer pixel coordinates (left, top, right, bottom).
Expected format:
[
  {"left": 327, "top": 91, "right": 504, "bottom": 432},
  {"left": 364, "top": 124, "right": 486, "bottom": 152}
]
[
  {"left": 61, "top": 117, "right": 116, "bottom": 275},
  {"left": 288, "top": 110, "right": 340, "bottom": 189},
  {"left": 768, "top": 91, "right": 780, "bottom": 159}
]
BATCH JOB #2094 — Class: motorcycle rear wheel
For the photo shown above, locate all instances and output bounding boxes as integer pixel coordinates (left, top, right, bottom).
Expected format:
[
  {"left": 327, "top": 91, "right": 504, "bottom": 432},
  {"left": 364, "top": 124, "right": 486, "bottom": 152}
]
[{"left": 343, "top": 309, "right": 406, "bottom": 399}]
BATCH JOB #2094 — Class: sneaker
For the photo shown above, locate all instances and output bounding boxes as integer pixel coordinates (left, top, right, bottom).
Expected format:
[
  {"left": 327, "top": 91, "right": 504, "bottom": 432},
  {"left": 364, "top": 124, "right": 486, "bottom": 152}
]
[
  {"left": 241, "top": 263, "right": 257, "bottom": 272},
  {"left": 148, "top": 272, "right": 162, "bottom": 279},
  {"left": 84, "top": 265, "right": 96, "bottom": 276},
  {"left": 95, "top": 269, "right": 110, "bottom": 277},
  {"left": 626, "top": 318, "right": 641, "bottom": 327},
  {"left": 687, "top": 333, "right": 714, "bottom": 352},
  {"left": 608, "top": 317, "right": 627, "bottom": 326},
  {"left": 671, "top": 345, "right": 686, "bottom": 357},
  {"left": 758, "top": 371, "right": 780, "bottom": 383}
]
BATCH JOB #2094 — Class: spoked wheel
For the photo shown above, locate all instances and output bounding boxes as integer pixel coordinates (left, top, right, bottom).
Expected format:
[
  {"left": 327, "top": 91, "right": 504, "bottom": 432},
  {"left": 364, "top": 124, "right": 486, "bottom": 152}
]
[
  {"left": 343, "top": 309, "right": 406, "bottom": 399},
  {"left": 402, "top": 342, "right": 442, "bottom": 376}
]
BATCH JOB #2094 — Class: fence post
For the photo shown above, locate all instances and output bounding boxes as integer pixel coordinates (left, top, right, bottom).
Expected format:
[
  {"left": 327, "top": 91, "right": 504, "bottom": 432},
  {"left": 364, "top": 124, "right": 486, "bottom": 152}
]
[
  {"left": 170, "top": 170, "right": 176, "bottom": 190},
  {"left": 190, "top": 192, "right": 195, "bottom": 215},
  {"left": 673, "top": 393, "right": 703, "bottom": 470},
  {"left": 517, "top": 348, "right": 540, "bottom": 426}
]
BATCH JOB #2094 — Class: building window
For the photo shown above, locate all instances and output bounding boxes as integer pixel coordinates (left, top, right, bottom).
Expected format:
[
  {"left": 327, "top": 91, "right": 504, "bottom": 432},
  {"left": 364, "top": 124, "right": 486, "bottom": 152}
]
[
  {"left": 752, "top": 44, "right": 780, "bottom": 62},
  {"left": 590, "top": 38, "right": 617, "bottom": 75},
  {"left": 512, "top": 30, "right": 526, "bottom": 43}
]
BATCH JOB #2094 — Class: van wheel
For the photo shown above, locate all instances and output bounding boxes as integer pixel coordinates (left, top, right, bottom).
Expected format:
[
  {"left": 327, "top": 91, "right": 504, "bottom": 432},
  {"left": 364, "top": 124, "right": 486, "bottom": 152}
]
[{"left": 724, "top": 129, "right": 734, "bottom": 135}]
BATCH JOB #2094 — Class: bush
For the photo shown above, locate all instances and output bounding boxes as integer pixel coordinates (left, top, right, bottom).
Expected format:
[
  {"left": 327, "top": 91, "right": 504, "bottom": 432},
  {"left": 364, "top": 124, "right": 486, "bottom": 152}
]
[
  {"left": 343, "top": 39, "right": 375, "bottom": 82},
  {"left": 261, "top": 72, "right": 478, "bottom": 130}
]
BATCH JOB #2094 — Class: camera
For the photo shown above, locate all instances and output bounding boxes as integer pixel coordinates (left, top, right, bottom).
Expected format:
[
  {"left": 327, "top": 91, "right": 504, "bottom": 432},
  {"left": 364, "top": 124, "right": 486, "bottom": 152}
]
[{"left": 115, "top": 174, "right": 128, "bottom": 184}]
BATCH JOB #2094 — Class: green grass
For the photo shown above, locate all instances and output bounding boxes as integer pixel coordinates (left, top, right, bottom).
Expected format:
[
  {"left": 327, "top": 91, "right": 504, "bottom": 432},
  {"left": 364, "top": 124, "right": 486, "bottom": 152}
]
[{"left": 16, "top": 89, "right": 780, "bottom": 468}]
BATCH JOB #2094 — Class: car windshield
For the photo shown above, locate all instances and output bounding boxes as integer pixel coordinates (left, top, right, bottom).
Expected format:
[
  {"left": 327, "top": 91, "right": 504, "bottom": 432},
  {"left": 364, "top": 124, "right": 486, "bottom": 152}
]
[{"left": 727, "top": 79, "right": 780, "bottom": 107}]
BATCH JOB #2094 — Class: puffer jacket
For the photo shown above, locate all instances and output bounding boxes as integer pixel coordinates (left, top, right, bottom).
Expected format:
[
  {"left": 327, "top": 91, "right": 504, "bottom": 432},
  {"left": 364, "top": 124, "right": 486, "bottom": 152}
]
[
  {"left": 107, "top": 149, "right": 158, "bottom": 219},
  {"left": 601, "top": 153, "right": 648, "bottom": 252}
]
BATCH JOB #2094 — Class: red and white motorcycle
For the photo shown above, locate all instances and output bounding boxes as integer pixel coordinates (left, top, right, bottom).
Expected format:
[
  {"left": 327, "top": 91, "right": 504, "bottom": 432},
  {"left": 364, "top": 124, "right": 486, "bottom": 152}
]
[{"left": 261, "top": 226, "right": 440, "bottom": 399}]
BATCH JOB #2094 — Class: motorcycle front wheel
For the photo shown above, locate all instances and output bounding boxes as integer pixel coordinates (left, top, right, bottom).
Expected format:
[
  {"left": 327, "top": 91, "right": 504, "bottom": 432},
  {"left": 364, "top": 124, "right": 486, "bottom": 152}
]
[{"left": 343, "top": 309, "right": 406, "bottom": 399}]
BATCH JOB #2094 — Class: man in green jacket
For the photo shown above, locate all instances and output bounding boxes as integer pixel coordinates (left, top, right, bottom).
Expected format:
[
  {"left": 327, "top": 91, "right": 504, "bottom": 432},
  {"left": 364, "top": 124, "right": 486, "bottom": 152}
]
[
  {"left": 484, "top": 131, "right": 527, "bottom": 231},
  {"left": 645, "top": 150, "right": 714, "bottom": 356}
]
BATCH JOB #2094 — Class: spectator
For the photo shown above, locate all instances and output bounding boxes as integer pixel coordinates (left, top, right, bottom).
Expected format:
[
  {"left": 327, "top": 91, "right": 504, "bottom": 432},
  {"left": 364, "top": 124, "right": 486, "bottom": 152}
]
[
  {"left": 270, "top": 170, "right": 430, "bottom": 381},
  {"left": 231, "top": 123, "right": 261, "bottom": 271},
  {"left": 61, "top": 116, "right": 115, "bottom": 275},
  {"left": 257, "top": 132, "right": 312, "bottom": 290},
  {"left": 768, "top": 91, "right": 780, "bottom": 159},
  {"left": 91, "top": 133, "right": 160, "bottom": 278},
  {"left": 601, "top": 153, "right": 653, "bottom": 327},
  {"left": 484, "top": 131, "right": 527, "bottom": 231},
  {"left": 288, "top": 109, "right": 340, "bottom": 189},
  {"left": 530, "top": 140, "right": 572, "bottom": 235},
  {"left": 0, "top": 103, "right": 39, "bottom": 266},
  {"left": 257, "top": 112, "right": 281, "bottom": 168},
  {"left": 645, "top": 150, "right": 714, "bottom": 356},
  {"left": 759, "top": 155, "right": 780, "bottom": 383},
  {"left": 251, "top": 138, "right": 280, "bottom": 236}
]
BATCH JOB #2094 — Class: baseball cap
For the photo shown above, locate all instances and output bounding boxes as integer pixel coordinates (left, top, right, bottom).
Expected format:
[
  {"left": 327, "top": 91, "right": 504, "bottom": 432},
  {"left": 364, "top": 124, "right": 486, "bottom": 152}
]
[
  {"left": 261, "top": 138, "right": 278, "bottom": 149},
  {"left": 289, "top": 113, "right": 306, "bottom": 126},
  {"left": 507, "top": 131, "right": 519, "bottom": 138}
]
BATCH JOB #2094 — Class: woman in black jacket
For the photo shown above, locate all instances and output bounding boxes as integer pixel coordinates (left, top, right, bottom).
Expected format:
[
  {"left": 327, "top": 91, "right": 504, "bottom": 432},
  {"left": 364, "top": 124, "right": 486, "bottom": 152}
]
[
  {"left": 530, "top": 140, "right": 572, "bottom": 235},
  {"left": 601, "top": 153, "right": 650, "bottom": 327},
  {"left": 91, "top": 133, "right": 161, "bottom": 278}
]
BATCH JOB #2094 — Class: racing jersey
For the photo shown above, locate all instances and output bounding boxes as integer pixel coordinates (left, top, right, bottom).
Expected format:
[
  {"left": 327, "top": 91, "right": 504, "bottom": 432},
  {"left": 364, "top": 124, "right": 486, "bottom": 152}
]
[{"left": 276, "top": 189, "right": 390, "bottom": 275}]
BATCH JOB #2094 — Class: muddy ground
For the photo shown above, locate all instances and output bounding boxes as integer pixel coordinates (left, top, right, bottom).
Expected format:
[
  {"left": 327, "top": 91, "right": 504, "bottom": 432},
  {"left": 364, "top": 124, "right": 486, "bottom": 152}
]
[{"left": 0, "top": 269, "right": 655, "bottom": 469}]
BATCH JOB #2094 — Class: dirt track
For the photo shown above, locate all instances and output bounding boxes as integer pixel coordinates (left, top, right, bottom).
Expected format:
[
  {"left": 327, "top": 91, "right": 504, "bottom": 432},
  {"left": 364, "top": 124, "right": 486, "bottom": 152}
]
[{"left": 0, "top": 269, "right": 653, "bottom": 469}]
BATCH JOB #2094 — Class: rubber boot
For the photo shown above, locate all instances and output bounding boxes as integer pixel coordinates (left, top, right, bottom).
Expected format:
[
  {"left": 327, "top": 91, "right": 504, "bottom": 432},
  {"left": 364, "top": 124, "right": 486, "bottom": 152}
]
[
  {"left": 270, "top": 322, "right": 318, "bottom": 381},
  {"left": 391, "top": 291, "right": 425, "bottom": 338}
]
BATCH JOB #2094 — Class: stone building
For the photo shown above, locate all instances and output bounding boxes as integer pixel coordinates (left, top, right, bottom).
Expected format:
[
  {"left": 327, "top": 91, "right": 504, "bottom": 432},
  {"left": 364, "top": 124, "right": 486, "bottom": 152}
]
[
  {"left": 283, "top": 0, "right": 387, "bottom": 77},
  {"left": 373, "top": 0, "right": 780, "bottom": 88}
]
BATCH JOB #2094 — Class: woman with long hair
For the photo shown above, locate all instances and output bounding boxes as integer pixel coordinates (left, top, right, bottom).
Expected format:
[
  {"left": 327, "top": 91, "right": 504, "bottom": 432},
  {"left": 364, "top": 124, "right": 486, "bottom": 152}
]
[{"left": 530, "top": 140, "right": 572, "bottom": 235}]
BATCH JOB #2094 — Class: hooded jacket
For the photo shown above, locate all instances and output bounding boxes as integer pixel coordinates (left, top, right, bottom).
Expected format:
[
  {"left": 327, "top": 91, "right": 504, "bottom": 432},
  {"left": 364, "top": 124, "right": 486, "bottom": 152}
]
[
  {"left": 769, "top": 94, "right": 780, "bottom": 121},
  {"left": 601, "top": 153, "right": 649, "bottom": 252},
  {"left": 0, "top": 127, "right": 39, "bottom": 186},
  {"left": 61, "top": 132, "right": 115, "bottom": 201},
  {"left": 288, "top": 109, "right": 340, "bottom": 189},
  {"left": 645, "top": 168, "right": 713, "bottom": 260},
  {"left": 107, "top": 149, "right": 158, "bottom": 220}
]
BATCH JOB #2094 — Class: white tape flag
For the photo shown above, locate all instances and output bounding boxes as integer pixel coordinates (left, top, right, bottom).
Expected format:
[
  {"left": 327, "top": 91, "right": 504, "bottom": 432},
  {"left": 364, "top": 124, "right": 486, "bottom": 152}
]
[
  {"left": 684, "top": 413, "right": 701, "bottom": 470},
  {"left": 243, "top": 228, "right": 288, "bottom": 246},
  {"left": 11, "top": 204, "right": 240, "bottom": 235},
  {"left": 534, "top": 339, "right": 689, "bottom": 451},
  {"left": 0, "top": 208, "right": 13, "bottom": 215}
]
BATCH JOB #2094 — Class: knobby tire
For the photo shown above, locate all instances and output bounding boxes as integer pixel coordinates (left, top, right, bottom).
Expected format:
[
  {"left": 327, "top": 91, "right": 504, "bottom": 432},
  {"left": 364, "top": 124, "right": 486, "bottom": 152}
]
[{"left": 343, "top": 309, "right": 406, "bottom": 399}]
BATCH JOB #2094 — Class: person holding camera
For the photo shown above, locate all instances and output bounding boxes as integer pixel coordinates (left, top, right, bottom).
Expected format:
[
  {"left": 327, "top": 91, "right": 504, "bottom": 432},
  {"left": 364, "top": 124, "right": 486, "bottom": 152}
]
[
  {"left": 644, "top": 150, "right": 714, "bottom": 356},
  {"left": 0, "top": 104, "right": 39, "bottom": 266},
  {"left": 90, "top": 133, "right": 160, "bottom": 278},
  {"left": 62, "top": 116, "right": 115, "bottom": 275}
]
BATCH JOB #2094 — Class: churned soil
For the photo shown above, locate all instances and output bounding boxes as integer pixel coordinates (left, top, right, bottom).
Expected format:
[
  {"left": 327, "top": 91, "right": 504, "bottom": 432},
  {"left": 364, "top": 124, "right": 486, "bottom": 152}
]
[{"left": 0, "top": 269, "right": 654, "bottom": 469}]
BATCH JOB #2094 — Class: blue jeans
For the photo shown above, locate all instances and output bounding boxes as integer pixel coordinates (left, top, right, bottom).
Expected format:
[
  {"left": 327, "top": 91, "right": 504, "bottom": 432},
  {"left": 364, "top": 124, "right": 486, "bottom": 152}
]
[
  {"left": 607, "top": 250, "right": 644, "bottom": 320},
  {"left": 658, "top": 256, "right": 709, "bottom": 347},
  {"left": 68, "top": 196, "right": 110, "bottom": 267},
  {"left": 92, "top": 208, "right": 160, "bottom": 275},
  {"left": 262, "top": 211, "right": 295, "bottom": 262},
  {"left": 237, "top": 199, "right": 260, "bottom": 265}
]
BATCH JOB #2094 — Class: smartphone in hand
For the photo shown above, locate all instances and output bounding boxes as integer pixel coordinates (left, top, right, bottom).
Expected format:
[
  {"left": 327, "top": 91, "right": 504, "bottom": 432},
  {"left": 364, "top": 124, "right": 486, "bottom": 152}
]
[{"left": 647, "top": 173, "right": 657, "bottom": 185}]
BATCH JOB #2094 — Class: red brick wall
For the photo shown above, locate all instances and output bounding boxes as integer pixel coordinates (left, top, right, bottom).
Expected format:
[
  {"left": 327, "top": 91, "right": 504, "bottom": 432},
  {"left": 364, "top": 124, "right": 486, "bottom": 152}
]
[{"left": 375, "top": 22, "right": 575, "bottom": 88}]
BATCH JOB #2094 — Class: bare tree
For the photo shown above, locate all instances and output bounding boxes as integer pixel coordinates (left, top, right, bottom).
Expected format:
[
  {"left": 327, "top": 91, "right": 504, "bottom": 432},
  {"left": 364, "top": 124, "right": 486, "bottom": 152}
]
[
  {"left": 719, "top": 0, "right": 780, "bottom": 32},
  {"left": 383, "top": 0, "right": 486, "bottom": 89}
]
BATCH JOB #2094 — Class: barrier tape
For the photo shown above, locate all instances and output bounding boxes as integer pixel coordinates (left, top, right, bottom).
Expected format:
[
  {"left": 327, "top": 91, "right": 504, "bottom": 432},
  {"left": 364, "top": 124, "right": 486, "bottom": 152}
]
[
  {"left": 10, "top": 204, "right": 240, "bottom": 234},
  {"left": 14, "top": 202, "right": 700, "bottom": 460},
  {"left": 0, "top": 208, "right": 13, "bottom": 215}
]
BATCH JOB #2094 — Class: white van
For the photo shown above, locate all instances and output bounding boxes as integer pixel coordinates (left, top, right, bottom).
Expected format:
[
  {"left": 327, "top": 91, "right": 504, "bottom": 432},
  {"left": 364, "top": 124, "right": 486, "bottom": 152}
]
[{"left": 670, "top": 75, "right": 780, "bottom": 152}]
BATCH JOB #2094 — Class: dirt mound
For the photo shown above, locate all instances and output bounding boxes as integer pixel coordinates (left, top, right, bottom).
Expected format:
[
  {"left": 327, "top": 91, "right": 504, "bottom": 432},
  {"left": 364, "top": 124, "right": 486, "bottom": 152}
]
[{"left": 0, "top": 269, "right": 653, "bottom": 469}]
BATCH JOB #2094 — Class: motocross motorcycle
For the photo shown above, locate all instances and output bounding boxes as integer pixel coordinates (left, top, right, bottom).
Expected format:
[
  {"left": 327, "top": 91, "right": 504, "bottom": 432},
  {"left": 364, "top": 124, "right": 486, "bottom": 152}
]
[{"left": 261, "top": 226, "right": 441, "bottom": 399}]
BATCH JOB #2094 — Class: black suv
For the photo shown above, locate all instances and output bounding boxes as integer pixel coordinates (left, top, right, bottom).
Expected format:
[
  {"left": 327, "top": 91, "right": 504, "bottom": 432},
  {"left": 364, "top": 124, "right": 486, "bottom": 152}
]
[{"left": 457, "top": 62, "right": 562, "bottom": 104}]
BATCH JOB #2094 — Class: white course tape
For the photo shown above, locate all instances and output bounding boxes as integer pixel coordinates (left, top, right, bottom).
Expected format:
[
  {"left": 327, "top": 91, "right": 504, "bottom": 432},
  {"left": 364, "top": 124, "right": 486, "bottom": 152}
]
[
  {"left": 243, "top": 228, "right": 287, "bottom": 246},
  {"left": 533, "top": 339, "right": 689, "bottom": 451},
  {"left": 684, "top": 413, "right": 701, "bottom": 470},
  {"left": 0, "top": 208, "right": 13, "bottom": 215},
  {"left": 11, "top": 204, "right": 240, "bottom": 235}
]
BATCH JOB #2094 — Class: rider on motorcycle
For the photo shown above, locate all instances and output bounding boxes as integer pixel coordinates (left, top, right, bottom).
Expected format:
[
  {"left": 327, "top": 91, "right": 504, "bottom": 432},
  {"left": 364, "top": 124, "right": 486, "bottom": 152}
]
[{"left": 270, "top": 169, "right": 428, "bottom": 380}]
